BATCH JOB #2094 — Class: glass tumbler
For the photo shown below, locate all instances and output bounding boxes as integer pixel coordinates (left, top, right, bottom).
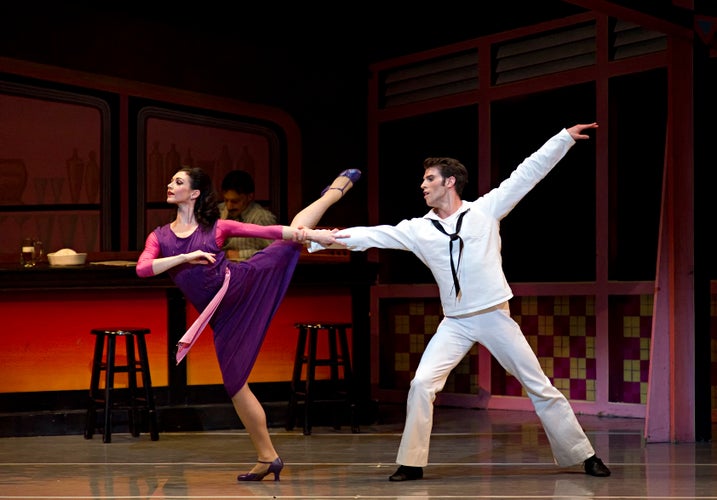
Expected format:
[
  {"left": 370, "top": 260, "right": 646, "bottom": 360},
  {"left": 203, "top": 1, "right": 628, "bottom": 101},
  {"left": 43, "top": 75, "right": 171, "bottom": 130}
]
[
  {"left": 21, "top": 237, "right": 36, "bottom": 268},
  {"left": 34, "top": 240, "right": 44, "bottom": 264}
]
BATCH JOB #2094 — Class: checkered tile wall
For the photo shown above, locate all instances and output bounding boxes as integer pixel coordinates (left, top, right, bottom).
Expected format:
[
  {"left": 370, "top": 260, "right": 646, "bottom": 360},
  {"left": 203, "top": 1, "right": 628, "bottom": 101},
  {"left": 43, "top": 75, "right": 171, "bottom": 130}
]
[{"left": 377, "top": 293, "right": 709, "bottom": 407}]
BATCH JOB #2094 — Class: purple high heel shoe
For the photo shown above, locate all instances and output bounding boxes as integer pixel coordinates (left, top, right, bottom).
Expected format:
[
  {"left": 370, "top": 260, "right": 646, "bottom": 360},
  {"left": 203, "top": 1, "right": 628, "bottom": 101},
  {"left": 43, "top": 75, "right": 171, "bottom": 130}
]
[
  {"left": 237, "top": 457, "right": 284, "bottom": 481},
  {"left": 321, "top": 168, "right": 362, "bottom": 196}
]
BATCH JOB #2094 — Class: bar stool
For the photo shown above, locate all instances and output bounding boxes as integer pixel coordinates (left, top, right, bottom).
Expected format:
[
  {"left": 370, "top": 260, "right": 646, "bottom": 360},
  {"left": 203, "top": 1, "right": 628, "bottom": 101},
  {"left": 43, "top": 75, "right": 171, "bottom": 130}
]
[
  {"left": 286, "top": 322, "right": 358, "bottom": 435},
  {"left": 84, "top": 327, "right": 159, "bottom": 443}
]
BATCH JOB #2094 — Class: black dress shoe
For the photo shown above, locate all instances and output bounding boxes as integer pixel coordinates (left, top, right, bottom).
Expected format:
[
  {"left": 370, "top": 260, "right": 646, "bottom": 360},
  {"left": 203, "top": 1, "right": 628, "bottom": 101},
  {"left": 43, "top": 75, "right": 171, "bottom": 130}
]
[
  {"left": 389, "top": 465, "right": 423, "bottom": 481},
  {"left": 584, "top": 455, "right": 611, "bottom": 477}
]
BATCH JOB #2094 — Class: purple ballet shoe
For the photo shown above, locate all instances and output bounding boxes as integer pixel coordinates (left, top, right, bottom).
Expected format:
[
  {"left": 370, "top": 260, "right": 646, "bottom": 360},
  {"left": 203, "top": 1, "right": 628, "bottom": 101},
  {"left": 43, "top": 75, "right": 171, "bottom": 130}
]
[{"left": 321, "top": 168, "right": 362, "bottom": 196}]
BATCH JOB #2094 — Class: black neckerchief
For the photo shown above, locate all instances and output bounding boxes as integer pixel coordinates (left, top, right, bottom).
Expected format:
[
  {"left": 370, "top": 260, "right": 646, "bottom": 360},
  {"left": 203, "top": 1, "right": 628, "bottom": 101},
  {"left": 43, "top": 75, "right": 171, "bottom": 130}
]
[{"left": 429, "top": 209, "right": 469, "bottom": 299}]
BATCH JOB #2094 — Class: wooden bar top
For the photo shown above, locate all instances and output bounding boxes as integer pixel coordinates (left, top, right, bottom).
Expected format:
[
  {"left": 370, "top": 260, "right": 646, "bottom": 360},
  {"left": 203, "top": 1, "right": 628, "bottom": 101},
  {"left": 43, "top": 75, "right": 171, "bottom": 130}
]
[{"left": 0, "top": 252, "right": 376, "bottom": 291}]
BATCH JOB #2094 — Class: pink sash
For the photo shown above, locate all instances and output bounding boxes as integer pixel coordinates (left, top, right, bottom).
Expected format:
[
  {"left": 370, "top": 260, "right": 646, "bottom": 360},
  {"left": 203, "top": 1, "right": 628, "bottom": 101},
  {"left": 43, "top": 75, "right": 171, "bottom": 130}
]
[{"left": 175, "top": 268, "right": 231, "bottom": 365}]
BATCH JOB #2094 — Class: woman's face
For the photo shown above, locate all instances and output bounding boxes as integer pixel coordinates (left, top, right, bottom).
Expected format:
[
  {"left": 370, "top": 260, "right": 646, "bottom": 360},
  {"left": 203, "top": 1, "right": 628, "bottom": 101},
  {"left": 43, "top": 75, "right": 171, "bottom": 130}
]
[{"left": 167, "top": 171, "right": 198, "bottom": 205}]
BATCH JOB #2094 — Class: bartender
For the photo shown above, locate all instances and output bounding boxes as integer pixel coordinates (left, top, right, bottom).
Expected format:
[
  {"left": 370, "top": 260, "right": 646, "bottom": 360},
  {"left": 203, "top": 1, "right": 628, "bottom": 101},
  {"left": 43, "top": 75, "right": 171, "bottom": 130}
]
[{"left": 218, "top": 170, "right": 277, "bottom": 261}]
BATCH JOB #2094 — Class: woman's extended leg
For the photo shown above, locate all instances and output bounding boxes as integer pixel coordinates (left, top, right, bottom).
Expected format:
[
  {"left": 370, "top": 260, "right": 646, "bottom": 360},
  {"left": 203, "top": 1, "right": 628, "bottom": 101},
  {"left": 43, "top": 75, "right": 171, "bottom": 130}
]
[
  {"left": 230, "top": 169, "right": 360, "bottom": 481},
  {"left": 231, "top": 384, "right": 279, "bottom": 472},
  {"left": 289, "top": 169, "right": 360, "bottom": 229}
]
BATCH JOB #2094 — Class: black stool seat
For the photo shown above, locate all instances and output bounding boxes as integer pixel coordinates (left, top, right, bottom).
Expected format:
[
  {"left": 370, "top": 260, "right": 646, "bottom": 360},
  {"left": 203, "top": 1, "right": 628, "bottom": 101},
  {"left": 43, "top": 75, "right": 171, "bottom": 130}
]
[
  {"left": 286, "top": 322, "right": 358, "bottom": 435},
  {"left": 84, "top": 327, "right": 159, "bottom": 443}
]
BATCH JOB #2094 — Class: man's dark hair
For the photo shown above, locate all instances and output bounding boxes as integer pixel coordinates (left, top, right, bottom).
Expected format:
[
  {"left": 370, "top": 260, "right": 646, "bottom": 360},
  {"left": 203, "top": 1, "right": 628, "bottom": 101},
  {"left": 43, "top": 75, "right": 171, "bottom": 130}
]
[
  {"left": 221, "top": 170, "right": 255, "bottom": 194},
  {"left": 423, "top": 157, "right": 468, "bottom": 196}
]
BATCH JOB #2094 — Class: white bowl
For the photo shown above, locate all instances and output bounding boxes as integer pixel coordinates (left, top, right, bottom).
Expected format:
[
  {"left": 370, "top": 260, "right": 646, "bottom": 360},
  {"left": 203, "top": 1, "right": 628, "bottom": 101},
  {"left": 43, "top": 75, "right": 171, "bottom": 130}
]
[{"left": 47, "top": 252, "right": 87, "bottom": 266}]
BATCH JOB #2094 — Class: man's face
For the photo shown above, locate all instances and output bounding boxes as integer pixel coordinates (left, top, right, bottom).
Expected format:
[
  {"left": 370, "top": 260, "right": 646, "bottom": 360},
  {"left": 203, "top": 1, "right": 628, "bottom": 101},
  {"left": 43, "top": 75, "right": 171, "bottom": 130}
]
[
  {"left": 223, "top": 189, "right": 252, "bottom": 219},
  {"left": 420, "top": 166, "right": 451, "bottom": 208}
]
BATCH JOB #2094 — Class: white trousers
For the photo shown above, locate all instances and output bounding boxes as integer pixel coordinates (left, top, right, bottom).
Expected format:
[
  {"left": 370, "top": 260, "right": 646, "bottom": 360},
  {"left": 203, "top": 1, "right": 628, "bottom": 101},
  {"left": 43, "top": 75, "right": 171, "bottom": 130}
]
[{"left": 395, "top": 302, "right": 595, "bottom": 467}]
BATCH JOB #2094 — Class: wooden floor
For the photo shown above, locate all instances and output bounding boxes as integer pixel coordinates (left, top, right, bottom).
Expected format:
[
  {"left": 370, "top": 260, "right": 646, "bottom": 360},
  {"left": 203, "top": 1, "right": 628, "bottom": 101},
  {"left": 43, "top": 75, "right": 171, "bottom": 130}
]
[{"left": 1, "top": 405, "right": 716, "bottom": 499}]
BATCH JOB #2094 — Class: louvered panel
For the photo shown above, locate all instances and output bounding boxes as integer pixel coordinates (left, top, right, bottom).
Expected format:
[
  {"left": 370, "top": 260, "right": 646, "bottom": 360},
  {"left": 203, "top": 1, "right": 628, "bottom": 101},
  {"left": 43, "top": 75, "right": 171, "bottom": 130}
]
[
  {"left": 384, "top": 66, "right": 477, "bottom": 98},
  {"left": 496, "top": 23, "right": 595, "bottom": 58},
  {"left": 379, "top": 50, "right": 478, "bottom": 108},
  {"left": 614, "top": 38, "right": 667, "bottom": 59},
  {"left": 493, "top": 23, "right": 596, "bottom": 85},
  {"left": 496, "top": 54, "right": 595, "bottom": 85},
  {"left": 613, "top": 26, "right": 665, "bottom": 46},
  {"left": 496, "top": 38, "right": 595, "bottom": 73},
  {"left": 384, "top": 79, "right": 479, "bottom": 107},
  {"left": 383, "top": 51, "right": 477, "bottom": 84},
  {"left": 611, "top": 20, "right": 666, "bottom": 60}
]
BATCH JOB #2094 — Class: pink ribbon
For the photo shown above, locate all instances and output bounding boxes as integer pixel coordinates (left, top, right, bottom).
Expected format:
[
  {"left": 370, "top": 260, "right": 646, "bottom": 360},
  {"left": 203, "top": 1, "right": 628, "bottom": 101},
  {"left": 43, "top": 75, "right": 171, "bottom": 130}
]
[{"left": 175, "top": 268, "right": 231, "bottom": 365}]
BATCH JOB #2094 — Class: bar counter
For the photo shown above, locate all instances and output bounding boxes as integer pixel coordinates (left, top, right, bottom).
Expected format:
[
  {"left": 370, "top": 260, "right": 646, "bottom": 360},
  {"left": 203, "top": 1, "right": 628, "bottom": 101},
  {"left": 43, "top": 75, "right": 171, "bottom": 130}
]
[
  {"left": 0, "top": 253, "right": 377, "bottom": 436},
  {"left": 0, "top": 253, "right": 372, "bottom": 291}
]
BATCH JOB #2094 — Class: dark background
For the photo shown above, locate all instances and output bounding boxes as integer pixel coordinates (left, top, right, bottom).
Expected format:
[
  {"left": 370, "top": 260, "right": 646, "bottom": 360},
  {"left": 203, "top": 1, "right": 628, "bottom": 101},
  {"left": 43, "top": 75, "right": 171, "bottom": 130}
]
[
  {"left": 0, "top": 1, "right": 713, "bottom": 244},
  {"left": 0, "top": 1, "right": 592, "bottom": 227}
]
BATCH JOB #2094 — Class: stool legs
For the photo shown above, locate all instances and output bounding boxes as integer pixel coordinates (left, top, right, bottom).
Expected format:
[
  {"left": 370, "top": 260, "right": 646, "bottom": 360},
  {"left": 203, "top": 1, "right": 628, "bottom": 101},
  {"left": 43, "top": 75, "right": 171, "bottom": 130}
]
[
  {"left": 335, "top": 326, "right": 359, "bottom": 433},
  {"left": 135, "top": 334, "right": 159, "bottom": 441},
  {"left": 287, "top": 325, "right": 308, "bottom": 434},
  {"left": 84, "top": 333, "right": 106, "bottom": 440},
  {"left": 85, "top": 329, "right": 158, "bottom": 442},
  {"left": 304, "top": 327, "right": 318, "bottom": 435},
  {"left": 102, "top": 334, "right": 117, "bottom": 443},
  {"left": 125, "top": 335, "right": 139, "bottom": 438},
  {"left": 286, "top": 323, "right": 358, "bottom": 435}
]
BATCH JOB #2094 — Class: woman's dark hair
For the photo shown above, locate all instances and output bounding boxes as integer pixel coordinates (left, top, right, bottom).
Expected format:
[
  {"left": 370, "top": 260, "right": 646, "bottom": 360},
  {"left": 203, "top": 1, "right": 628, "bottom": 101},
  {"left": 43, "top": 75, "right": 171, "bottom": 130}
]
[
  {"left": 423, "top": 157, "right": 468, "bottom": 196},
  {"left": 179, "top": 166, "right": 220, "bottom": 228}
]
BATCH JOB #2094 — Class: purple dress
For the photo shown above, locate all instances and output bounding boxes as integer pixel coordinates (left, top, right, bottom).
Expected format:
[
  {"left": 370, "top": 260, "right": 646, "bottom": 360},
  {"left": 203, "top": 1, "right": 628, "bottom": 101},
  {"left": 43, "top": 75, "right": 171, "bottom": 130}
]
[{"left": 153, "top": 221, "right": 301, "bottom": 397}]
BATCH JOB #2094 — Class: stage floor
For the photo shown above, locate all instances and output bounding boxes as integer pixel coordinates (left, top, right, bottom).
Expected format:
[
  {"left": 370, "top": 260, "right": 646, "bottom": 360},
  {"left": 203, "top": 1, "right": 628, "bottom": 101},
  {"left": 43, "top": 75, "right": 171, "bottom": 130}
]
[{"left": 1, "top": 406, "right": 715, "bottom": 499}]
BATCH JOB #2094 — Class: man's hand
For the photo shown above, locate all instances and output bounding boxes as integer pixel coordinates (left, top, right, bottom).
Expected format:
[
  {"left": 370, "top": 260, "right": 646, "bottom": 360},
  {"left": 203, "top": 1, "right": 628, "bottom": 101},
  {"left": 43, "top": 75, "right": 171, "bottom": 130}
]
[
  {"left": 308, "top": 228, "right": 348, "bottom": 247},
  {"left": 567, "top": 122, "right": 598, "bottom": 140}
]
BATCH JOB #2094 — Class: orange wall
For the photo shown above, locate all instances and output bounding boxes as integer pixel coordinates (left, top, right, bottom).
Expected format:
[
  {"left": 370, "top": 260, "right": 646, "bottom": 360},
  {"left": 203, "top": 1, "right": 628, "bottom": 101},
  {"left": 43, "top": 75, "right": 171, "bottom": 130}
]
[
  {"left": 0, "top": 287, "right": 352, "bottom": 393},
  {"left": 185, "top": 288, "right": 353, "bottom": 385},
  {"left": 0, "top": 289, "right": 168, "bottom": 393}
]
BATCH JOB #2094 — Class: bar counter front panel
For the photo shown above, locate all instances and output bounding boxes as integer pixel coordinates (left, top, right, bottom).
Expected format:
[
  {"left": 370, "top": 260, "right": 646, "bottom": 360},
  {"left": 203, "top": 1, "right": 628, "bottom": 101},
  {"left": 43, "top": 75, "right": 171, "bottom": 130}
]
[{"left": 0, "top": 258, "right": 367, "bottom": 400}]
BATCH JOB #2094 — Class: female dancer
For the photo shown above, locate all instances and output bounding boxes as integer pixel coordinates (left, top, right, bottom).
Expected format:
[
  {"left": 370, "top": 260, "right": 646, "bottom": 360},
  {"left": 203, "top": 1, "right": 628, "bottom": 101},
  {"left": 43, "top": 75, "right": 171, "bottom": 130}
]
[{"left": 136, "top": 166, "right": 360, "bottom": 481}]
